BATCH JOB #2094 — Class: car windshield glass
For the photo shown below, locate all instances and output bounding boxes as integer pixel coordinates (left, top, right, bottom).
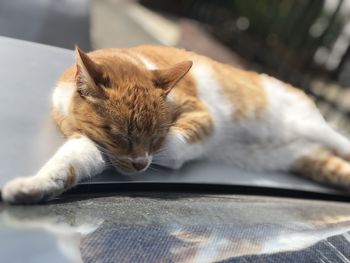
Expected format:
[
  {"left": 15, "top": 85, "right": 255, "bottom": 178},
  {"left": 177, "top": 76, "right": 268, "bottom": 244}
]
[{"left": 2, "top": 193, "right": 350, "bottom": 262}]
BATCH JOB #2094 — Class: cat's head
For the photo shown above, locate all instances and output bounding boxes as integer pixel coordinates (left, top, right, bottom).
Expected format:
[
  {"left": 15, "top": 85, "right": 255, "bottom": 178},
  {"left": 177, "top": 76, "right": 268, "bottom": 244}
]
[{"left": 72, "top": 47, "right": 192, "bottom": 174}]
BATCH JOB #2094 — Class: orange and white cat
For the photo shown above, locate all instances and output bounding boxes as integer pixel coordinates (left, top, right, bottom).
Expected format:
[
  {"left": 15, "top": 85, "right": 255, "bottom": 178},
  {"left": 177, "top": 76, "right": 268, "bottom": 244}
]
[{"left": 3, "top": 45, "right": 350, "bottom": 203}]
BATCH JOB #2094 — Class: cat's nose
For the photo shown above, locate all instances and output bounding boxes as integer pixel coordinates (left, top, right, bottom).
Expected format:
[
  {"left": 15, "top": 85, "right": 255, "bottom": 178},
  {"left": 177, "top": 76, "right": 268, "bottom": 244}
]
[{"left": 131, "top": 160, "right": 149, "bottom": 171}]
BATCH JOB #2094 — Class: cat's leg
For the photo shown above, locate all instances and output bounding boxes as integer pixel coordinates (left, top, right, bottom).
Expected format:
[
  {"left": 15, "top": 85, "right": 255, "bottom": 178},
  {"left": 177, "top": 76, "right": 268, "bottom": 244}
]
[
  {"left": 290, "top": 121, "right": 350, "bottom": 189},
  {"left": 293, "top": 146, "right": 350, "bottom": 189},
  {"left": 293, "top": 119, "right": 350, "bottom": 160},
  {"left": 153, "top": 111, "right": 212, "bottom": 169},
  {"left": 262, "top": 73, "right": 350, "bottom": 162},
  {"left": 2, "top": 135, "right": 106, "bottom": 204}
]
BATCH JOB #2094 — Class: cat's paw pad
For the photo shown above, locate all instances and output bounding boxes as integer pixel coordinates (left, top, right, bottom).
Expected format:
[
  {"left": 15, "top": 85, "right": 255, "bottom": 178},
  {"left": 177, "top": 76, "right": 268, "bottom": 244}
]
[{"left": 2, "top": 177, "right": 54, "bottom": 204}]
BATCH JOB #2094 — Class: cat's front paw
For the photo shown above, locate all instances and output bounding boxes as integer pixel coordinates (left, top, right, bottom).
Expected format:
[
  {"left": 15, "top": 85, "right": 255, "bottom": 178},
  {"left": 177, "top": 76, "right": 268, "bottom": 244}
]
[
  {"left": 153, "top": 132, "right": 186, "bottom": 169},
  {"left": 2, "top": 177, "right": 61, "bottom": 204}
]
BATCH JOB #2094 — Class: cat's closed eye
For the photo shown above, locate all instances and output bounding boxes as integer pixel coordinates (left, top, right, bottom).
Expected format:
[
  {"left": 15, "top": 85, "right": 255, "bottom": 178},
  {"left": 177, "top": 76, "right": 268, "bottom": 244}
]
[
  {"left": 109, "top": 125, "right": 119, "bottom": 134},
  {"left": 110, "top": 134, "right": 131, "bottom": 148},
  {"left": 103, "top": 125, "right": 128, "bottom": 143},
  {"left": 100, "top": 125, "right": 117, "bottom": 135}
]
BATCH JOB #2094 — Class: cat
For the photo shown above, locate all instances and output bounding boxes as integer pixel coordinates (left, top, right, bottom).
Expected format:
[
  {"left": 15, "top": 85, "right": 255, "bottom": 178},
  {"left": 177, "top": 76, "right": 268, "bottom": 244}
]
[{"left": 2, "top": 45, "right": 350, "bottom": 204}]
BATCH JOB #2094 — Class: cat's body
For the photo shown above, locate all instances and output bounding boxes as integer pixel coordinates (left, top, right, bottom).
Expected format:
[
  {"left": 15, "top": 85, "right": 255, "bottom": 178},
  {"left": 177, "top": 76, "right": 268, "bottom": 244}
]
[{"left": 3, "top": 45, "right": 350, "bottom": 203}]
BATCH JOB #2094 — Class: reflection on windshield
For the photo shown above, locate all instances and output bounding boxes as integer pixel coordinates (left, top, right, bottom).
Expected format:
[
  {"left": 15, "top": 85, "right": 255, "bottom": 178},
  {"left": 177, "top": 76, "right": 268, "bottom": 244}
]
[{"left": 1, "top": 194, "right": 350, "bottom": 262}]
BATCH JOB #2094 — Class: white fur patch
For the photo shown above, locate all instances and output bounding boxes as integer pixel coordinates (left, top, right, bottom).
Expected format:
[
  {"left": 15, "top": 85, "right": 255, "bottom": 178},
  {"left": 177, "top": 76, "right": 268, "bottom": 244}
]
[
  {"left": 189, "top": 62, "right": 295, "bottom": 171},
  {"left": 2, "top": 136, "right": 105, "bottom": 203},
  {"left": 38, "top": 136, "right": 105, "bottom": 180},
  {"left": 261, "top": 74, "right": 350, "bottom": 158},
  {"left": 52, "top": 82, "right": 75, "bottom": 117},
  {"left": 191, "top": 61, "right": 234, "bottom": 144}
]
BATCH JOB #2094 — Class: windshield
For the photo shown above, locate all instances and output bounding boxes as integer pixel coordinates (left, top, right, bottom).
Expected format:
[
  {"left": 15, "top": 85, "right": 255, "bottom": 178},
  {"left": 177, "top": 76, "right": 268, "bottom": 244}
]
[{"left": 2, "top": 193, "right": 350, "bottom": 262}]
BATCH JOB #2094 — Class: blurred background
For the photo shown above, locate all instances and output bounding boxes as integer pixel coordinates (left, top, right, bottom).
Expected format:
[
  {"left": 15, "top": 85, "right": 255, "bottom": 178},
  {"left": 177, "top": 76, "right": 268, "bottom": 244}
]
[{"left": 1, "top": 0, "right": 350, "bottom": 133}]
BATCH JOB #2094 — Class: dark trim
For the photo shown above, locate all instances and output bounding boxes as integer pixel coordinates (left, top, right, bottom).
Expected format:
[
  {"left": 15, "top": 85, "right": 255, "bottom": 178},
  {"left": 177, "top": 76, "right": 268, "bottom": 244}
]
[{"left": 61, "top": 182, "right": 350, "bottom": 203}]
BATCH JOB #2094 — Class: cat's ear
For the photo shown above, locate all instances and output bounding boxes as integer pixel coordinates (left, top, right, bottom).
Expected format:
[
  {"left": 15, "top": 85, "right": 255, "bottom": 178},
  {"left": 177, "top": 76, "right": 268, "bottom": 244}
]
[
  {"left": 75, "top": 46, "right": 106, "bottom": 102},
  {"left": 152, "top": 61, "right": 193, "bottom": 95}
]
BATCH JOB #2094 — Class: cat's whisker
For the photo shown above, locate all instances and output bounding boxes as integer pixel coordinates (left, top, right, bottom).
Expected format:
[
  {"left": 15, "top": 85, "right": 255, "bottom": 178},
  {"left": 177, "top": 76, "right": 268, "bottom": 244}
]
[
  {"left": 151, "top": 159, "right": 166, "bottom": 165},
  {"left": 155, "top": 145, "right": 171, "bottom": 153},
  {"left": 96, "top": 145, "right": 111, "bottom": 154},
  {"left": 153, "top": 153, "right": 170, "bottom": 159},
  {"left": 103, "top": 161, "right": 113, "bottom": 167},
  {"left": 96, "top": 145, "right": 115, "bottom": 158},
  {"left": 148, "top": 164, "right": 162, "bottom": 172},
  {"left": 154, "top": 148, "right": 168, "bottom": 155},
  {"left": 147, "top": 166, "right": 159, "bottom": 172},
  {"left": 153, "top": 154, "right": 170, "bottom": 159}
]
